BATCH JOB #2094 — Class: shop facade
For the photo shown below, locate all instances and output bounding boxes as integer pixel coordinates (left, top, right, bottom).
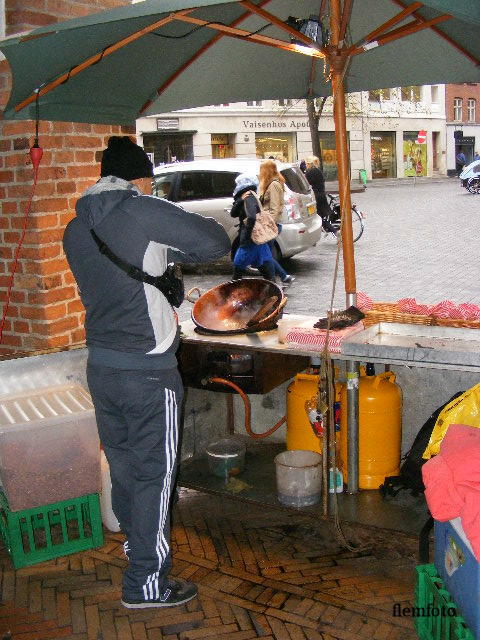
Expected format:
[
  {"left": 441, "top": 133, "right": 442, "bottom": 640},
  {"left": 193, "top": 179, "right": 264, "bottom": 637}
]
[{"left": 137, "top": 88, "right": 446, "bottom": 181}]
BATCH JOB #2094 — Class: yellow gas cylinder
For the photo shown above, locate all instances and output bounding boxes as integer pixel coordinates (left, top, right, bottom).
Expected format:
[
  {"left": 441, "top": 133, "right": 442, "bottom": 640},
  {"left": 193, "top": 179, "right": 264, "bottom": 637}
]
[
  {"left": 339, "top": 364, "right": 402, "bottom": 489},
  {"left": 286, "top": 373, "right": 322, "bottom": 454}
]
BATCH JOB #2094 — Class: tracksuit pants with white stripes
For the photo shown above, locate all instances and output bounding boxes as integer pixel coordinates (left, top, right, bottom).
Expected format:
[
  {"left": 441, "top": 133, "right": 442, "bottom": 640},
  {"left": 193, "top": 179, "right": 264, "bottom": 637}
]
[{"left": 87, "top": 363, "right": 183, "bottom": 601}]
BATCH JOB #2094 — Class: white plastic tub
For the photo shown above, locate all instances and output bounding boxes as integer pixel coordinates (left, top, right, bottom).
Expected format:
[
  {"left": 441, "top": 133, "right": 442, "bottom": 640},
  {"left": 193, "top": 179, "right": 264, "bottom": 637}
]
[
  {"left": 0, "top": 384, "right": 101, "bottom": 511},
  {"left": 274, "top": 449, "right": 322, "bottom": 507},
  {"left": 205, "top": 438, "right": 246, "bottom": 479}
]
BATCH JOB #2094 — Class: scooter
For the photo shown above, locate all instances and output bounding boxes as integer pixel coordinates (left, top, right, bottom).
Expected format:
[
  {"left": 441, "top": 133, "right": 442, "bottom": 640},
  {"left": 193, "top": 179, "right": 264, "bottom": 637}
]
[{"left": 459, "top": 159, "right": 480, "bottom": 193}]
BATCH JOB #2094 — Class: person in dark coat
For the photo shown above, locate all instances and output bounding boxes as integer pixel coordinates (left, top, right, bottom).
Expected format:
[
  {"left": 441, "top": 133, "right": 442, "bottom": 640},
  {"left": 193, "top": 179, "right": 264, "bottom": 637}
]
[
  {"left": 230, "top": 174, "right": 275, "bottom": 281},
  {"left": 304, "top": 156, "right": 337, "bottom": 234}
]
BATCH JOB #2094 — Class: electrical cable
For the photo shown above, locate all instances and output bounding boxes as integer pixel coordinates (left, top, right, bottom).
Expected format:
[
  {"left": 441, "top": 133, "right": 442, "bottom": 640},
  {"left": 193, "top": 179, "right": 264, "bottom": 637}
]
[
  {"left": 0, "top": 95, "right": 43, "bottom": 346},
  {"left": 208, "top": 377, "right": 286, "bottom": 439}
]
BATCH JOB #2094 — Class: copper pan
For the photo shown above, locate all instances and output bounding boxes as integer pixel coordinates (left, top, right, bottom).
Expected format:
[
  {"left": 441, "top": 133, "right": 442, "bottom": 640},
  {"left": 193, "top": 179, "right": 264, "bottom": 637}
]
[{"left": 186, "top": 278, "right": 287, "bottom": 335}]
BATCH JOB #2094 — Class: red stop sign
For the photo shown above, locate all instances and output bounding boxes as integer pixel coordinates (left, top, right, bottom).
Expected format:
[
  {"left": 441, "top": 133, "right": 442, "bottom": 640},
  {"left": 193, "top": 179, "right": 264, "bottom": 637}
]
[{"left": 417, "top": 130, "right": 427, "bottom": 144}]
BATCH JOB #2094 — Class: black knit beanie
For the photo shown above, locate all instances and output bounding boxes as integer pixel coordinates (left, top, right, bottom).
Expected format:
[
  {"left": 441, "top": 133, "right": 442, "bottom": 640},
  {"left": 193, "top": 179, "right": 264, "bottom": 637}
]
[{"left": 100, "top": 136, "right": 153, "bottom": 181}]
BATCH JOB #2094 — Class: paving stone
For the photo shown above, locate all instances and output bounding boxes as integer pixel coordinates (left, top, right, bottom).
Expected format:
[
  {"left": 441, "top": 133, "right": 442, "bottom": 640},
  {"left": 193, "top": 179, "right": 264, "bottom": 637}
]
[{"left": 1, "top": 489, "right": 416, "bottom": 640}]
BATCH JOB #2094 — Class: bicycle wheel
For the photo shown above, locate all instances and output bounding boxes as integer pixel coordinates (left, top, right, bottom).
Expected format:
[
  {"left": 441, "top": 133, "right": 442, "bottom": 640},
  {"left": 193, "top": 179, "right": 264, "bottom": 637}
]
[{"left": 351, "top": 207, "right": 364, "bottom": 242}]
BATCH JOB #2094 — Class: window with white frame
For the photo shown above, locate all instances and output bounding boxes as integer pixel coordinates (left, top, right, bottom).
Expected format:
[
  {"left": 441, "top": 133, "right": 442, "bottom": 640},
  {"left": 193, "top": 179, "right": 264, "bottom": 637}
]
[
  {"left": 368, "top": 88, "right": 391, "bottom": 102},
  {"left": 453, "top": 97, "right": 463, "bottom": 121},
  {"left": 278, "top": 99, "right": 292, "bottom": 107},
  {"left": 431, "top": 85, "right": 439, "bottom": 103},
  {"left": 246, "top": 101, "right": 263, "bottom": 106},
  {"left": 401, "top": 86, "right": 421, "bottom": 102},
  {"left": 468, "top": 98, "right": 476, "bottom": 122}
]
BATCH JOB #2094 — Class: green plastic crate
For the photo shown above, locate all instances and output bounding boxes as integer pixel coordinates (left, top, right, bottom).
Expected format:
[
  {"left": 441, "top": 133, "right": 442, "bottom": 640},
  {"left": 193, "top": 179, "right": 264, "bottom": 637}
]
[
  {"left": 0, "top": 491, "right": 104, "bottom": 568},
  {"left": 415, "top": 564, "right": 475, "bottom": 640}
]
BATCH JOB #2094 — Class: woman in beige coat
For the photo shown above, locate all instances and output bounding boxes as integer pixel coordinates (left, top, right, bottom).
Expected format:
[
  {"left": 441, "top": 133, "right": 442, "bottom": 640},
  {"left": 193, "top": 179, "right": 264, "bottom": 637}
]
[{"left": 258, "top": 160, "right": 295, "bottom": 286}]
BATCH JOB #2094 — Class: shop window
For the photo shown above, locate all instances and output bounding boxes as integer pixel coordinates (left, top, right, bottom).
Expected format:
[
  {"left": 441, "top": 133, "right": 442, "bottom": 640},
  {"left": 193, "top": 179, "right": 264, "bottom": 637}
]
[
  {"left": 255, "top": 133, "right": 297, "bottom": 163},
  {"left": 403, "top": 131, "right": 427, "bottom": 177},
  {"left": 468, "top": 98, "right": 476, "bottom": 122},
  {"left": 453, "top": 98, "right": 463, "bottom": 122},
  {"left": 401, "top": 86, "right": 421, "bottom": 102},
  {"left": 370, "top": 131, "right": 397, "bottom": 179}
]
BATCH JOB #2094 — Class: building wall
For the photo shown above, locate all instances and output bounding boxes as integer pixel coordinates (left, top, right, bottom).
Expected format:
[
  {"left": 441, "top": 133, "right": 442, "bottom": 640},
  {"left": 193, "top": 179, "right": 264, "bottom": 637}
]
[
  {"left": 445, "top": 83, "right": 480, "bottom": 174},
  {"left": 0, "top": 0, "right": 133, "bottom": 355},
  {"left": 138, "top": 87, "right": 446, "bottom": 181}
]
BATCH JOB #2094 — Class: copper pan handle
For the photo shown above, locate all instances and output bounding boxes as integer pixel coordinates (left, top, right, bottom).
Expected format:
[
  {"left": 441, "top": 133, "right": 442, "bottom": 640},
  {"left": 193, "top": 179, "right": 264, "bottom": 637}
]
[
  {"left": 186, "top": 287, "right": 202, "bottom": 303},
  {"left": 277, "top": 297, "right": 288, "bottom": 313}
]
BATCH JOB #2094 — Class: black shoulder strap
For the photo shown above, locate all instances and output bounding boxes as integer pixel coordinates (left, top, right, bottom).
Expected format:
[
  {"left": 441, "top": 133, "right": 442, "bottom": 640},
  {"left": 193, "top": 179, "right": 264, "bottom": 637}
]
[{"left": 90, "top": 229, "right": 159, "bottom": 287}]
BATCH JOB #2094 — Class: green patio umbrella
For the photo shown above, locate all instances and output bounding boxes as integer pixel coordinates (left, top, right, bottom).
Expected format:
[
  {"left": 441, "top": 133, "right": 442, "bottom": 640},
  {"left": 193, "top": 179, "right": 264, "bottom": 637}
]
[{"left": 1, "top": 0, "right": 478, "bottom": 126}]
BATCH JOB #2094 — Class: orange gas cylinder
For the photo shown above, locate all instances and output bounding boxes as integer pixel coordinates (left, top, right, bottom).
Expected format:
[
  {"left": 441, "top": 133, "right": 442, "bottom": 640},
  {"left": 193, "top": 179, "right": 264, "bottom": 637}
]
[
  {"left": 339, "top": 364, "right": 402, "bottom": 489},
  {"left": 286, "top": 373, "right": 321, "bottom": 454}
]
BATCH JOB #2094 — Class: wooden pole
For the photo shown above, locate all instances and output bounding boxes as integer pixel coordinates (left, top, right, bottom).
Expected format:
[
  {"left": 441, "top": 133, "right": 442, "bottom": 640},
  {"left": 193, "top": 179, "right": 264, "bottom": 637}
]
[{"left": 329, "top": 0, "right": 356, "bottom": 296}]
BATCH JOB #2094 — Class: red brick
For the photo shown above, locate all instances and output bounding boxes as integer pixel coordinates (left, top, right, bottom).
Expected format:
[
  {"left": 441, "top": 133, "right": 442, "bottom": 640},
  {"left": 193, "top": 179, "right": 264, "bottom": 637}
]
[
  {"left": 20, "top": 245, "right": 62, "bottom": 260},
  {"left": 70, "top": 327, "right": 86, "bottom": 344},
  {"left": 22, "top": 229, "right": 64, "bottom": 244},
  {"left": 13, "top": 320, "right": 31, "bottom": 333},
  {"left": 56, "top": 181, "right": 76, "bottom": 194},
  {"left": 66, "top": 165, "right": 99, "bottom": 179},
  {"left": 31, "top": 315, "right": 78, "bottom": 335},
  {"left": 64, "top": 135, "right": 103, "bottom": 148},
  {"left": 0, "top": 170, "right": 15, "bottom": 182},
  {"left": 67, "top": 299, "right": 84, "bottom": 314},
  {"left": 28, "top": 286, "right": 75, "bottom": 305},
  {"left": 1, "top": 201, "right": 17, "bottom": 215},
  {"left": 2, "top": 122, "right": 34, "bottom": 136},
  {"left": 0, "top": 333, "right": 22, "bottom": 346},
  {"left": 21, "top": 303, "right": 66, "bottom": 320}
]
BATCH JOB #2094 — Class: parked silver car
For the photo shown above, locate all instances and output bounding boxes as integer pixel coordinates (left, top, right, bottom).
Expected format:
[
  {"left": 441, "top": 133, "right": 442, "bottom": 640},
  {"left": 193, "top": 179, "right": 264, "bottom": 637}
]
[{"left": 153, "top": 159, "right": 322, "bottom": 262}]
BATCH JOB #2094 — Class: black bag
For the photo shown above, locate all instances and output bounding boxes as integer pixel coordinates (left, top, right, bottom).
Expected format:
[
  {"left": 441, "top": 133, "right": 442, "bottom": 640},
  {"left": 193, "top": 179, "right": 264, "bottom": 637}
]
[
  {"left": 90, "top": 230, "right": 184, "bottom": 308},
  {"left": 380, "top": 391, "right": 465, "bottom": 497}
]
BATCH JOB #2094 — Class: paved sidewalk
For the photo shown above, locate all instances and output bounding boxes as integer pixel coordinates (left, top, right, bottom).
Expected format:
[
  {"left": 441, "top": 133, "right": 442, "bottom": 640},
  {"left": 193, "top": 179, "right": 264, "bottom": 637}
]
[{"left": 1, "top": 490, "right": 419, "bottom": 640}]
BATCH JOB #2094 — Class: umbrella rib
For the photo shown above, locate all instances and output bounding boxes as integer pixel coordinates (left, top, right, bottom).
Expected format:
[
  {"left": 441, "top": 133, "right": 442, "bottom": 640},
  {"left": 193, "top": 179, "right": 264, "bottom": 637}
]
[
  {"left": 348, "top": 13, "right": 451, "bottom": 56},
  {"left": 139, "top": 0, "right": 272, "bottom": 115},
  {"left": 347, "top": 1, "right": 423, "bottom": 51},
  {"left": 392, "top": 0, "right": 480, "bottom": 66},
  {"left": 239, "top": 0, "right": 327, "bottom": 55},
  {"left": 172, "top": 13, "right": 324, "bottom": 57},
  {"left": 14, "top": 10, "right": 194, "bottom": 113},
  {"left": 338, "top": 0, "right": 354, "bottom": 45}
]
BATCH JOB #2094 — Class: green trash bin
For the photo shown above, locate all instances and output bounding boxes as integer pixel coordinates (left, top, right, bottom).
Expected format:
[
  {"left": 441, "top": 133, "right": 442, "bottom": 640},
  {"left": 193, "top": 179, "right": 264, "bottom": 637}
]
[{"left": 359, "top": 169, "right": 367, "bottom": 187}]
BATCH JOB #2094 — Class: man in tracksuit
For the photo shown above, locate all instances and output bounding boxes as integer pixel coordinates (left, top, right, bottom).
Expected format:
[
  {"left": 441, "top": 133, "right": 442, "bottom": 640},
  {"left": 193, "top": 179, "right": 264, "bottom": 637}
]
[{"left": 63, "top": 136, "right": 230, "bottom": 608}]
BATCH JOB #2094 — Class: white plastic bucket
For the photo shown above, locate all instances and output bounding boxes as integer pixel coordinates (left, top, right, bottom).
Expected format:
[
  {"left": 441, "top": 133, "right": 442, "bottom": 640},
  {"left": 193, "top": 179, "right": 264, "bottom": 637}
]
[
  {"left": 274, "top": 449, "right": 322, "bottom": 507},
  {"left": 100, "top": 451, "right": 120, "bottom": 532}
]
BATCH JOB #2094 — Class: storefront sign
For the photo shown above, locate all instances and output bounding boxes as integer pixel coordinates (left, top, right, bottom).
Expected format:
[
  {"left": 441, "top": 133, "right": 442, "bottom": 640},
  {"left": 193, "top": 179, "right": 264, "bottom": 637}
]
[
  {"left": 241, "top": 119, "right": 309, "bottom": 130},
  {"left": 156, "top": 118, "right": 179, "bottom": 131},
  {"left": 211, "top": 134, "right": 229, "bottom": 145}
]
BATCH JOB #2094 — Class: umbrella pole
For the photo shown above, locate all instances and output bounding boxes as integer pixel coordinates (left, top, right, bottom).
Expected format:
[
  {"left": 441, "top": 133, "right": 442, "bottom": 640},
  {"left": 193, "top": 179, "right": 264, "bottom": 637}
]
[{"left": 330, "top": 0, "right": 359, "bottom": 493}]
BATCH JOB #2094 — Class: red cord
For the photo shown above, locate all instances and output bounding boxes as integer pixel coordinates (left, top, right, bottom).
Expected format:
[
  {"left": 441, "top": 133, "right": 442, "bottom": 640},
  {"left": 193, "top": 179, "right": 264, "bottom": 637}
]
[
  {"left": 0, "top": 155, "right": 41, "bottom": 345},
  {"left": 209, "top": 376, "right": 286, "bottom": 439}
]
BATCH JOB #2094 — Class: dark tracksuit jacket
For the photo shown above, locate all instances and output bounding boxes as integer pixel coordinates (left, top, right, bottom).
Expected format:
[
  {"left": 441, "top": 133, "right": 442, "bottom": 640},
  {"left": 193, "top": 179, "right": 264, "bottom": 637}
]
[{"left": 63, "top": 176, "right": 230, "bottom": 601}]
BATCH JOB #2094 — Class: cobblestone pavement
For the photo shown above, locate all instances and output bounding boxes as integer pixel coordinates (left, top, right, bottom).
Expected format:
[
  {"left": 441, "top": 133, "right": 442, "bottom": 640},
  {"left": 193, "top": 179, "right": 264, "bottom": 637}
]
[
  {"left": 178, "top": 178, "right": 478, "bottom": 322},
  {"left": 1, "top": 489, "right": 419, "bottom": 640}
]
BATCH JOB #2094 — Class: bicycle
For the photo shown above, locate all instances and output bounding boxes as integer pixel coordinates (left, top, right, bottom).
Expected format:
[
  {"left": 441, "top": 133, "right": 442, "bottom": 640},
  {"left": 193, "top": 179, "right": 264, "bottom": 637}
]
[{"left": 323, "top": 193, "right": 365, "bottom": 242}]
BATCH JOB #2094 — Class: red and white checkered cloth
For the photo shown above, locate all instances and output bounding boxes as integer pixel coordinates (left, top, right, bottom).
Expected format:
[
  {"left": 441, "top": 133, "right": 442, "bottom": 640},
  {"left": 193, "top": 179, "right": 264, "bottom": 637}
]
[
  {"left": 285, "top": 322, "right": 364, "bottom": 353},
  {"left": 356, "top": 291, "right": 374, "bottom": 311},
  {"left": 397, "top": 298, "right": 418, "bottom": 313},
  {"left": 459, "top": 303, "right": 480, "bottom": 320},
  {"left": 430, "top": 300, "right": 463, "bottom": 319}
]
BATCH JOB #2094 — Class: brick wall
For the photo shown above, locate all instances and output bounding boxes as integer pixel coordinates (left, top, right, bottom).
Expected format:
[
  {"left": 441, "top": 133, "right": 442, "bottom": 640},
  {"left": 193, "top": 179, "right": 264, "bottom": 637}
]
[
  {"left": 0, "top": 0, "right": 133, "bottom": 355},
  {"left": 445, "top": 83, "right": 480, "bottom": 124}
]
